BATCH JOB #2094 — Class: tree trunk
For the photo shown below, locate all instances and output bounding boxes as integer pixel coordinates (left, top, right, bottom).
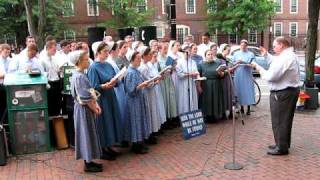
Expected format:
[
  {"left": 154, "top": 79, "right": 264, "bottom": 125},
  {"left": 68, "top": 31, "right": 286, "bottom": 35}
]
[
  {"left": 37, "top": 0, "right": 46, "bottom": 48},
  {"left": 305, "top": 0, "right": 320, "bottom": 87},
  {"left": 23, "top": 0, "right": 37, "bottom": 41}
]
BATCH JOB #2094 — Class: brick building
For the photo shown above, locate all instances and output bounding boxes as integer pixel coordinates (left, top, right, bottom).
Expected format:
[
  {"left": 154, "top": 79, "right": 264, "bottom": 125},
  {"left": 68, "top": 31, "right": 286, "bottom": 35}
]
[{"left": 62, "top": 0, "right": 319, "bottom": 51}]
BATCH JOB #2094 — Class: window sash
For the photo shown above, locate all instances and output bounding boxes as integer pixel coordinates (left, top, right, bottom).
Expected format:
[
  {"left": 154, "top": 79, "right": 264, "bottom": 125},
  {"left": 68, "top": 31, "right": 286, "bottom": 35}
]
[
  {"left": 274, "top": 0, "right": 282, "bottom": 13},
  {"left": 248, "top": 29, "right": 257, "bottom": 44},
  {"left": 87, "top": 0, "right": 99, "bottom": 16},
  {"left": 274, "top": 23, "right": 282, "bottom": 37},
  {"left": 64, "top": 30, "right": 76, "bottom": 41},
  {"left": 186, "top": 0, "right": 196, "bottom": 14}
]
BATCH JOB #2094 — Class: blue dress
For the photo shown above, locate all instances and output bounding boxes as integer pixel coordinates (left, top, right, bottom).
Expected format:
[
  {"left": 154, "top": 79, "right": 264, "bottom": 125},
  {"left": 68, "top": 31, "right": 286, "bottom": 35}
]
[
  {"left": 87, "top": 61, "right": 123, "bottom": 147},
  {"left": 124, "top": 66, "right": 150, "bottom": 142},
  {"left": 232, "top": 50, "right": 255, "bottom": 105},
  {"left": 71, "top": 71, "right": 101, "bottom": 161}
]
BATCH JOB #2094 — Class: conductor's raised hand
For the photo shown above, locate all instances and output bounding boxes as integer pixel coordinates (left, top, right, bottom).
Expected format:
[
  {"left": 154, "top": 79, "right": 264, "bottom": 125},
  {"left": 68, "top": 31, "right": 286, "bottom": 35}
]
[{"left": 259, "top": 46, "right": 268, "bottom": 56}]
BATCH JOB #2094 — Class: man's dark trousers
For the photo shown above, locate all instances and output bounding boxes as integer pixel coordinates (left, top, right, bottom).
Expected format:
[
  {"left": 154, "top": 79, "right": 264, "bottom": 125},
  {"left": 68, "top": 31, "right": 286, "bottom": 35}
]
[{"left": 270, "top": 87, "right": 299, "bottom": 151}]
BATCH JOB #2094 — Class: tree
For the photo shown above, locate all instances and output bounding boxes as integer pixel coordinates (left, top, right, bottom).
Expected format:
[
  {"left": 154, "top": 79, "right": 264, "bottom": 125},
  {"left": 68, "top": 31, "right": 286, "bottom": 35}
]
[
  {"left": 206, "top": 0, "right": 275, "bottom": 40},
  {"left": 305, "top": 0, "right": 320, "bottom": 87},
  {"left": 100, "top": 0, "right": 154, "bottom": 29},
  {"left": 0, "top": 0, "right": 71, "bottom": 47}
]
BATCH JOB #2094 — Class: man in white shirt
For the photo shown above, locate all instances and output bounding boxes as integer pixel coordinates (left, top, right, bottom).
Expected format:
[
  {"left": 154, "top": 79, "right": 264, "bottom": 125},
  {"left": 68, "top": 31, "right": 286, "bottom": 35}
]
[
  {"left": 252, "top": 37, "right": 300, "bottom": 155},
  {"left": 197, "top": 32, "right": 214, "bottom": 59},
  {"left": 8, "top": 44, "right": 44, "bottom": 73},
  {"left": 0, "top": 44, "right": 11, "bottom": 123},
  {"left": 19, "top": 36, "right": 36, "bottom": 57},
  {"left": 40, "top": 40, "right": 62, "bottom": 116}
]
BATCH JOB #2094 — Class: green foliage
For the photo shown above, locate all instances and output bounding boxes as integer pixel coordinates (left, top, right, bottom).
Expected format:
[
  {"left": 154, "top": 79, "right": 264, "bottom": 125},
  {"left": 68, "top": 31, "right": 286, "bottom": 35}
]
[
  {"left": 207, "top": 0, "right": 275, "bottom": 36},
  {"left": 100, "top": 0, "right": 154, "bottom": 29}
]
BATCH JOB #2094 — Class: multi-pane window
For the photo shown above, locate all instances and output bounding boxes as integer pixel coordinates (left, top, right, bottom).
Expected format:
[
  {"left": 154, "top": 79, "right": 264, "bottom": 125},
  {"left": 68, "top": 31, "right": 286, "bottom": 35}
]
[
  {"left": 248, "top": 29, "right": 257, "bottom": 44},
  {"left": 274, "top": 0, "right": 282, "bottom": 13},
  {"left": 228, "top": 33, "right": 237, "bottom": 44},
  {"left": 87, "top": 0, "right": 99, "bottom": 16},
  {"left": 62, "top": 0, "right": 75, "bottom": 17},
  {"left": 137, "top": 0, "right": 147, "bottom": 13},
  {"left": 289, "top": 22, "right": 298, "bottom": 37},
  {"left": 177, "top": 25, "right": 190, "bottom": 44},
  {"left": 290, "top": 0, "right": 297, "bottom": 13},
  {"left": 207, "top": 0, "right": 217, "bottom": 13},
  {"left": 64, "top": 30, "right": 76, "bottom": 41},
  {"left": 274, "top": 23, "right": 282, "bottom": 37},
  {"left": 186, "top": 0, "right": 196, "bottom": 14}
]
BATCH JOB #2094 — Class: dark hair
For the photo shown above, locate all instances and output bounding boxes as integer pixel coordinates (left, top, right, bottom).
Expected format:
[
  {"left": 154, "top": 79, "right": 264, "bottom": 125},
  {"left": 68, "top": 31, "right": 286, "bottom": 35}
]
[
  {"left": 204, "top": 49, "right": 212, "bottom": 57},
  {"left": 26, "top": 36, "right": 35, "bottom": 42},
  {"left": 96, "top": 42, "right": 108, "bottom": 54},
  {"left": 222, "top": 44, "right": 230, "bottom": 51},
  {"left": 46, "top": 40, "right": 57, "bottom": 50},
  {"left": 60, "top": 40, "right": 69, "bottom": 48},
  {"left": 202, "top": 32, "right": 210, "bottom": 38},
  {"left": 111, "top": 42, "right": 117, "bottom": 51},
  {"left": 76, "top": 42, "right": 86, "bottom": 50},
  {"left": 143, "top": 47, "right": 151, "bottom": 57},
  {"left": 130, "top": 51, "right": 140, "bottom": 62},
  {"left": 45, "top": 35, "right": 55, "bottom": 43},
  {"left": 0, "top": 43, "right": 10, "bottom": 51},
  {"left": 27, "top": 43, "right": 38, "bottom": 52},
  {"left": 190, "top": 43, "right": 197, "bottom": 49},
  {"left": 118, "top": 41, "right": 126, "bottom": 49},
  {"left": 171, "top": 41, "right": 179, "bottom": 48}
]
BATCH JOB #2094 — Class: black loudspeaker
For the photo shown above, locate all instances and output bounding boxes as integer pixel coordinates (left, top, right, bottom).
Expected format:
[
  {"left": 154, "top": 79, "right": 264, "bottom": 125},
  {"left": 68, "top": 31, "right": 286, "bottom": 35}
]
[
  {"left": 118, "top": 28, "right": 135, "bottom": 40},
  {"left": 87, "top": 27, "right": 105, "bottom": 59},
  {"left": 138, "top": 26, "right": 157, "bottom": 46}
]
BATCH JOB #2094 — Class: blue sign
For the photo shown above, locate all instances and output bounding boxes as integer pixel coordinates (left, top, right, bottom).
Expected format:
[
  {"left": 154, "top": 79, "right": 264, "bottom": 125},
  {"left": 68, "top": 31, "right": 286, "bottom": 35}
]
[{"left": 180, "top": 110, "right": 206, "bottom": 140}]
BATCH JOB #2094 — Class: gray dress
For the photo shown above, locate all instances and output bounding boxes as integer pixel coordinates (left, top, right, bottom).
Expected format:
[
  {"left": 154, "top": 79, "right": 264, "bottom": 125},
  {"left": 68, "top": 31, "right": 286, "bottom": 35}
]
[{"left": 71, "top": 70, "right": 101, "bottom": 161}]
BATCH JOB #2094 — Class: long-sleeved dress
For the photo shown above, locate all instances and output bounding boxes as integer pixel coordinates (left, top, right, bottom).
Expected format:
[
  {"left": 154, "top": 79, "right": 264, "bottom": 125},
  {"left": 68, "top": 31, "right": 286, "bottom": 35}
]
[
  {"left": 157, "top": 54, "right": 178, "bottom": 119},
  {"left": 106, "top": 57, "right": 127, "bottom": 129},
  {"left": 176, "top": 58, "right": 199, "bottom": 115},
  {"left": 71, "top": 70, "right": 101, "bottom": 161},
  {"left": 138, "top": 62, "right": 164, "bottom": 133},
  {"left": 232, "top": 51, "right": 255, "bottom": 105},
  {"left": 124, "top": 66, "right": 150, "bottom": 142},
  {"left": 87, "top": 61, "right": 123, "bottom": 147},
  {"left": 198, "top": 59, "right": 225, "bottom": 118}
]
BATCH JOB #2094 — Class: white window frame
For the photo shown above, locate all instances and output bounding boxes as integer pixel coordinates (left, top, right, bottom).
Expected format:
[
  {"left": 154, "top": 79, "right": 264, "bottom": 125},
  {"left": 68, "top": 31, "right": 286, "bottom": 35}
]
[
  {"left": 185, "top": 0, "right": 196, "bottom": 14},
  {"left": 136, "top": 0, "right": 148, "bottom": 13},
  {"left": 64, "top": 30, "right": 76, "bottom": 41},
  {"left": 154, "top": 21, "right": 166, "bottom": 39},
  {"left": 177, "top": 25, "right": 191, "bottom": 44},
  {"left": 274, "top": 22, "right": 283, "bottom": 37},
  {"left": 290, "top": 0, "right": 298, "bottom": 14},
  {"left": 162, "top": 0, "right": 165, "bottom": 14},
  {"left": 62, "top": 0, "right": 75, "bottom": 17},
  {"left": 289, "top": 22, "right": 298, "bottom": 37},
  {"left": 228, "top": 32, "right": 238, "bottom": 44},
  {"left": 87, "top": 0, "right": 99, "bottom": 16},
  {"left": 206, "top": 0, "right": 217, "bottom": 13},
  {"left": 306, "top": 22, "right": 308, "bottom": 34},
  {"left": 248, "top": 29, "right": 257, "bottom": 44},
  {"left": 274, "top": 0, "right": 283, "bottom": 14}
]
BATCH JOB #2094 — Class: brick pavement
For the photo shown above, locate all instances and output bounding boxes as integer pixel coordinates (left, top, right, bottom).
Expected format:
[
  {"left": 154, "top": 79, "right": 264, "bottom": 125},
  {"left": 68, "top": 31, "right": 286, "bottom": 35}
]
[{"left": 1, "top": 96, "right": 320, "bottom": 180}]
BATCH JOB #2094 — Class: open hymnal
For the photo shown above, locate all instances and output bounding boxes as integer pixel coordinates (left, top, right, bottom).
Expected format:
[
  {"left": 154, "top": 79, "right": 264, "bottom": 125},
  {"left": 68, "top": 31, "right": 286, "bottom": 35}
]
[
  {"left": 194, "top": 77, "right": 207, "bottom": 81},
  {"left": 113, "top": 67, "right": 127, "bottom": 81},
  {"left": 216, "top": 64, "right": 227, "bottom": 72},
  {"left": 159, "top": 65, "right": 172, "bottom": 75}
]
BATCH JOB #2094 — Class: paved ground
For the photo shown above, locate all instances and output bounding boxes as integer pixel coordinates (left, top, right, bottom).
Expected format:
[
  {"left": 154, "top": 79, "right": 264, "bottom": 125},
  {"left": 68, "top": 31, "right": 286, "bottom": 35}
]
[{"left": 1, "top": 95, "right": 320, "bottom": 180}]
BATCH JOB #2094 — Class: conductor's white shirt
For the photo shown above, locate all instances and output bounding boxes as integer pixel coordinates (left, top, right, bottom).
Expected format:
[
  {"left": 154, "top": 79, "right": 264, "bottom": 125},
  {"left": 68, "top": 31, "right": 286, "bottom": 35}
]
[{"left": 255, "top": 47, "right": 300, "bottom": 91}]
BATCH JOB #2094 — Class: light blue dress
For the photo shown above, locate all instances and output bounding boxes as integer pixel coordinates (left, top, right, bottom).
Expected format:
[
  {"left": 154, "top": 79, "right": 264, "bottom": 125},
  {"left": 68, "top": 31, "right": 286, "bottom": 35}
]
[
  {"left": 124, "top": 66, "right": 150, "bottom": 142},
  {"left": 232, "top": 50, "right": 255, "bottom": 105},
  {"left": 87, "top": 61, "right": 123, "bottom": 147},
  {"left": 71, "top": 70, "right": 101, "bottom": 161}
]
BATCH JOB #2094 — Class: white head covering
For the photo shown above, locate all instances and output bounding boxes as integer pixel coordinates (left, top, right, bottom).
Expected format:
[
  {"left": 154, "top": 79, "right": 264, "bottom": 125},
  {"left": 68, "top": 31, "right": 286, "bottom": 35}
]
[
  {"left": 106, "top": 41, "right": 115, "bottom": 51},
  {"left": 91, "top": 41, "right": 102, "bottom": 55},
  {"left": 132, "top": 41, "right": 141, "bottom": 51},
  {"left": 137, "top": 45, "right": 148, "bottom": 55},
  {"left": 219, "top": 43, "right": 228, "bottom": 54},
  {"left": 68, "top": 50, "right": 85, "bottom": 65}
]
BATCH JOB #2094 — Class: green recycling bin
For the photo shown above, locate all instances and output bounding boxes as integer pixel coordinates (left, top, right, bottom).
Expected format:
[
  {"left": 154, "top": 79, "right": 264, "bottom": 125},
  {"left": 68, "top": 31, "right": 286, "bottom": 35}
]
[{"left": 4, "top": 73, "right": 51, "bottom": 155}]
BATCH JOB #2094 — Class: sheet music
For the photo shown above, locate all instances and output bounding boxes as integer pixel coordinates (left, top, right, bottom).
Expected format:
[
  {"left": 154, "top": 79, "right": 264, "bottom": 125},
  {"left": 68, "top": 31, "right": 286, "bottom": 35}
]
[
  {"left": 159, "top": 65, "right": 172, "bottom": 75},
  {"left": 113, "top": 67, "right": 127, "bottom": 81}
]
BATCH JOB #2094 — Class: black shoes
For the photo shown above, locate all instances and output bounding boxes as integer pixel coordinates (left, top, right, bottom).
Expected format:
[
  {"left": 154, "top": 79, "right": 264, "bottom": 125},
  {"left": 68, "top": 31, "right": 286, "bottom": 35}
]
[
  {"left": 100, "top": 149, "right": 116, "bottom": 161},
  {"left": 268, "top": 145, "right": 277, "bottom": 150},
  {"left": 267, "top": 146, "right": 289, "bottom": 156},
  {"left": 131, "top": 143, "right": 149, "bottom": 154},
  {"left": 145, "top": 135, "right": 158, "bottom": 145},
  {"left": 84, "top": 161, "right": 103, "bottom": 172}
]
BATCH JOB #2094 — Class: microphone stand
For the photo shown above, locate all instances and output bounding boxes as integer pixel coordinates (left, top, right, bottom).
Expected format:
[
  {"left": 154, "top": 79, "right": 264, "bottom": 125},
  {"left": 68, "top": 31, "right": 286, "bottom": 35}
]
[
  {"left": 224, "top": 64, "right": 244, "bottom": 170},
  {"left": 186, "top": 51, "right": 191, "bottom": 112}
]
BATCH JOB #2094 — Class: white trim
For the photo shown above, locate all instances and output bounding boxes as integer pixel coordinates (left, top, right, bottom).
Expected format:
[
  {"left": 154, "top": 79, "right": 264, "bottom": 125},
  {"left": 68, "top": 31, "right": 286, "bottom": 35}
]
[
  {"left": 228, "top": 32, "right": 238, "bottom": 44},
  {"left": 306, "top": 22, "right": 309, "bottom": 34},
  {"left": 64, "top": 30, "right": 76, "bottom": 41},
  {"left": 290, "top": 0, "right": 298, "bottom": 14},
  {"left": 248, "top": 29, "right": 257, "bottom": 44},
  {"left": 289, "top": 22, "right": 298, "bottom": 37},
  {"left": 87, "top": 0, "right": 99, "bottom": 16},
  {"left": 62, "top": 0, "right": 75, "bottom": 17},
  {"left": 185, "top": 0, "right": 196, "bottom": 14},
  {"left": 177, "top": 25, "right": 191, "bottom": 43},
  {"left": 274, "top": 22, "right": 283, "bottom": 37},
  {"left": 274, "top": 0, "right": 283, "bottom": 14},
  {"left": 162, "top": 0, "right": 165, "bottom": 14}
]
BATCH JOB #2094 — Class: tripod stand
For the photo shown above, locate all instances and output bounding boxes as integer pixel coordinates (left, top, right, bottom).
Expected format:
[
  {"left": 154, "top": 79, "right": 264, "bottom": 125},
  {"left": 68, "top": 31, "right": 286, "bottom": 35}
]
[{"left": 224, "top": 69, "right": 244, "bottom": 170}]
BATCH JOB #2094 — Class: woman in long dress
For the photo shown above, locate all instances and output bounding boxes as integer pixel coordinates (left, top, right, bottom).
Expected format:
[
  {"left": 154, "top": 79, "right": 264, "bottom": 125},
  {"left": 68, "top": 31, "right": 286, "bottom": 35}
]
[
  {"left": 87, "top": 42, "right": 122, "bottom": 160},
  {"left": 70, "top": 50, "right": 102, "bottom": 172},
  {"left": 198, "top": 50, "right": 226, "bottom": 122},
  {"left": 137, "top": 46, "right": 164, "bottom": 144},
  {"left": 157, "top": 42, "right": 178, "bottom": 127},
  {"left": 176, "top": 50, "right": 199, "bottom": 115},
  {"left": 124, "top": 52, "right": 151, "bottom": 154}
]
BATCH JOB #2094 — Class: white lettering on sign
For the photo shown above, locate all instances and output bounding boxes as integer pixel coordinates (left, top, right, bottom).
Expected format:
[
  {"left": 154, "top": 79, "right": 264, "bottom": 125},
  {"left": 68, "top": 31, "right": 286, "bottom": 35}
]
[{"left": 15, "top": 90, "right": 35, "bottom": 98}]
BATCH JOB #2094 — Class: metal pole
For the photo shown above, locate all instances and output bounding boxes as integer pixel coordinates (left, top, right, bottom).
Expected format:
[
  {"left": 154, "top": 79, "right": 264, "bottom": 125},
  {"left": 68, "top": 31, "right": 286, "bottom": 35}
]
[
  {"left": 170, "top": 0, "right": 176, "bottom": 40},
  {"left": 224, "top": 71, "right": 243, "bottom": 170}
]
